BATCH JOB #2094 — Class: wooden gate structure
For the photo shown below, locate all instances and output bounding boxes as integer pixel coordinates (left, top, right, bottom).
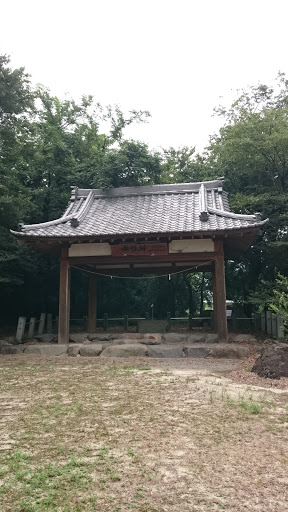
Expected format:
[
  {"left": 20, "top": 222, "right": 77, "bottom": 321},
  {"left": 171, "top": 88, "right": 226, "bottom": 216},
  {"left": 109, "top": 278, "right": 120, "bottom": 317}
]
[{"left": 12, "top": 179, "right": 267, "bottom": 343}]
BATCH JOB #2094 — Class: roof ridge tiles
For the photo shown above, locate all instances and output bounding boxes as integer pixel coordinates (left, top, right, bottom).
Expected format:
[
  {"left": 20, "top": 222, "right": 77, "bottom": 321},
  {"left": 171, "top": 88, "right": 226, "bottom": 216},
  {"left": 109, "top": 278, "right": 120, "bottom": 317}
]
[{"left": 73, "top": 179, "right": 224, "bottom": 199}]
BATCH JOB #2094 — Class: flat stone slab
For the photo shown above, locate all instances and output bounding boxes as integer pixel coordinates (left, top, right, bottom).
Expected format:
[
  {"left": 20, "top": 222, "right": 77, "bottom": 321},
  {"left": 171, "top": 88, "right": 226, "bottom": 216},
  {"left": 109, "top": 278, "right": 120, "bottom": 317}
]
[
  {"left": 100, "top": 344, "right": 148, "bottom": 358},
  {"left": 186, "top": 347, "right": 209, "bottom": 358},
  {"left": 24, "top": 345, "right": 67, "bottom": 356},
  {"left": 137, "top": 320, "right": 169, "bottom": 333},
  {"left": 208, "top": 345, "right": 250, "bottom": 359},
  {"left": 163, "top": 333, "right": 187, "bottom": 343},
  {"left": 205, "top": 334, "right": 219, "bottom": 343},
  {"left": 186, "top": 334, "right": 206, "bottom": 343},
  {"left": 79, "top": 345, "right": 103, "bottom": 357},
  {"left": 229, "top": 334, "right": 257, "bottom": 343},
  {"left": 146, "top": 346, "right": 183, "bottom": 358}
]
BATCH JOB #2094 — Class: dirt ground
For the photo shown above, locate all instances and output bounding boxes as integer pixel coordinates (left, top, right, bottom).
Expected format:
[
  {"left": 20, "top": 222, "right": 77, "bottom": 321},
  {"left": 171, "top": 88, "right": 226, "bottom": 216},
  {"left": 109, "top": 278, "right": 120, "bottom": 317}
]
[{"left": 0, "top": 354, "right": 288, "bottom": 512}]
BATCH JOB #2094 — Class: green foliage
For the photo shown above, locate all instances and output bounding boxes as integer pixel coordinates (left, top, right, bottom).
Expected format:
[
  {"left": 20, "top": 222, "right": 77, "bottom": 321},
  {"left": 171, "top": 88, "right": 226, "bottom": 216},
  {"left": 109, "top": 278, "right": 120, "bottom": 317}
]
[
  {"left": 1, "top": 54, "right": 288, "bottom": 322},
  {"left": 269, "top": 273, "right": 288, "bottom": 327},
  {"left": 161, "top": 146, "right": 210, "bottom": 183},
  {"left": 207, "top": 74, "right": 288, "bottom": 305},
  {"left": 249, "top": 273, "right": 288, "bottom": 329},
  {"left": 248, "top": 279, "right": 275, "bottom": 311}
]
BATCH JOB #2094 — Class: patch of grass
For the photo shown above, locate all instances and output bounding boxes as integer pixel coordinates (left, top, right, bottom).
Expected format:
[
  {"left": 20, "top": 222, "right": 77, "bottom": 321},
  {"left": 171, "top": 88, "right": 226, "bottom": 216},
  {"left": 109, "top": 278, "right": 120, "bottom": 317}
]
[
  {"left": 226, "top": 393, "right": 262, "bottom": 414},
  {"left": 185, "top": 377, "right": 198, "bottom": 383},
  {"left": 97, "top": 446, "right": 111, "bottom": 459},
  {"left": 0, "top": 357, "right": 286, "bottom": 511},
  {"left": 209, "top": 390, "right": 216, "bottom": 403},
  {"left": 0, "top": 452, "right": 93, "bottom": 511}
]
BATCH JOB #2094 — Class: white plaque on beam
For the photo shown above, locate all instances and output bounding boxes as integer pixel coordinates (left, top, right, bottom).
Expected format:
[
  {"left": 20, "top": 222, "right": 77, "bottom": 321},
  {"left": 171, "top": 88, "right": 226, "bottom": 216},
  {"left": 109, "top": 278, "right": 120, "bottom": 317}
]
[
  {"left": 169, "top": 239, "right": 214, "bottom": 253},
  {"left": 69, "top": 243, "right": 111, "bottom": 257}
]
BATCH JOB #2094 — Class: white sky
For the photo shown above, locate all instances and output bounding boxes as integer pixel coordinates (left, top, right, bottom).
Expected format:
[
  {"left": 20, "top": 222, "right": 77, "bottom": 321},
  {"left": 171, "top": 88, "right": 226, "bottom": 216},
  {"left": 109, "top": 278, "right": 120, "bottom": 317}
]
[{"left": 1, "top": 0, "right": 288, "bottom": 151}]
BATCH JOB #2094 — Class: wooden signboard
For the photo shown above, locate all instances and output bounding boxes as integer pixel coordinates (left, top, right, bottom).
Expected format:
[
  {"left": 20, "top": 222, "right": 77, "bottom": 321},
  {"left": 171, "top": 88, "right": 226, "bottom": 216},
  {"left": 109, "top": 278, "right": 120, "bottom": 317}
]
[{"left": 111, "top": 243, "right": 168, "bottom": 257}]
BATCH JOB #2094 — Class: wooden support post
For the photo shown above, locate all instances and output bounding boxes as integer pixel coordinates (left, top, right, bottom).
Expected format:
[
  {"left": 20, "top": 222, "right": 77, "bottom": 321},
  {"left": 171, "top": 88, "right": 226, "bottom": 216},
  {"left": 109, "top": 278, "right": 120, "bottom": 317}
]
[
  {"left": 47, "top": 313, "right": 53, "bottom": 334},
  {"left": 16, "top": 316, "right": 26, "bottom": 342},
  {"left": 88, "top": 274, "right": 97, "bottom": 333},
  {"left": 212, "top": 271, "right": 218, "bottom": 331},
  {"left": 103, "top": 313, "right": 108, "bottom": 331},
  {"left": 38, "top": 313, "right": 46, "bottom": 335},
  {"left": 266, "top": 311, "right": 272, "bottom": 335},
  {"left": 58, "top": 246, "right": 70, "bottom": 344},
  {"left": 277, "top": 315, "right": 285, "bottom": 339},
  {"left": 28, "top": 317, "right": 36, "bottom": 338},
  {"left": 123, "top": 315, "right": 128, "bottom": 331},
  {"left": 254, "top": 313, "right": 260, "bottom": 331},
  {"left": 260, "top": 312, "right": 266, "bottom": 333},
  {"left": 167, "top": 312, "right": 171, "bottom": 331},
  {"left": 271, "top": 313, "right": 277, "bottom": 337},
  {"left": 188, "top": 313, "right": 193, "bottom": 331},
  {"left": 214, "top": 241, "right": 228, "bottom": 343}
]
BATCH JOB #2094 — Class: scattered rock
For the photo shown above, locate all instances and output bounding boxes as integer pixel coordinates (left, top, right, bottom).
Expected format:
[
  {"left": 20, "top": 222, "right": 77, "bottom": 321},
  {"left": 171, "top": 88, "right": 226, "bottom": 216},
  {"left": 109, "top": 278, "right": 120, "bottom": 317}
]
[
  {"left": 162, "top": 333, "right": 187, "bottom": 343},
  {"left": 229, "top": 334, "right": 257, "bottom": 343},
  {"left": 34, "top": 334, "right": 55, "bottom": 343},
  {"left": 205, "top": 334, "right": 218, "bottom": 343},
  {"left": 82, "top": 339, "right": 91, "bottom": 344},
  {"left": 139, "top": 338, "right": 162, "bottom": 345},
  {"left": 24, "top": 345, "right": 67, "bottom": 356},
  {"left": 111, "top": 333, "right": 144, "bottom": 340},
  {"left": 208, "top": 346, "right": 250, "bottom": 359},
  {"left": 1, "top": 337, "right": 20, "bottom": 345},
  {"left": 0, "top": 345, "right": 24, "bottom": 355},
  {"left": 186, "top": 347, "right": 209, "bottom": 358},
  {"left": 69, "top": 333, "right": 89, "bottom": 343},
  {"left": 100, "top": 344, "right": 148, "bottom": 358},
  {"left": 108, "top": 339, "right": 142, "bottom": 346},
  {"left": 146, "top": 346, "right": 183, "bottom": 358},
  {"left": 68, "top": 344, "right": 81, "bottom": 356},
  {"left": 87, "top": 333, "right": 114, "bottom": 341},
  {"left": 186, "top": 334, "right": 206, "bottom": 343},
  {"left": 79, "top": 345, "right": 103, "bottom": 357},
  {"left": 252, "top": 344, "right": 288, "bottom": 379},
  {"left": 143, "top": 333, "right": 162, "bottom": 341},
  {"left": 0, "top": 340, "right": 12, "bottom": 346}
]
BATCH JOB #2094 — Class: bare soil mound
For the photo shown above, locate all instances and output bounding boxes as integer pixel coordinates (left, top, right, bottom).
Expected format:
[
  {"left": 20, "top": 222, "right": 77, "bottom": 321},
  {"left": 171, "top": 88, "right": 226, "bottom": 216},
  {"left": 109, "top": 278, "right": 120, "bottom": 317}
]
[{"left": 252, "top": 344, "right": 288, "bottom": 379}]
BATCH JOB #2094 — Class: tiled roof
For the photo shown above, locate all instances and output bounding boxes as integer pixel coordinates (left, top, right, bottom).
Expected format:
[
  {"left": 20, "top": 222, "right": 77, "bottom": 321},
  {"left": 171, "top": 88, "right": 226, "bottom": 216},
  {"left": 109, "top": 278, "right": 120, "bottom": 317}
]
[{"left": 12, "top": 180, "right": 267, "bottom": 239}]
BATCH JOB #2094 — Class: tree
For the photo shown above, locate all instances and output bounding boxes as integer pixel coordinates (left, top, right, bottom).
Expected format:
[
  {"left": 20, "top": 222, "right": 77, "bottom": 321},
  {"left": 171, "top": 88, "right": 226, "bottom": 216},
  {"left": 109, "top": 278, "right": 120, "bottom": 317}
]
[
  {"left": 207, "top": 75, "right": 288, "bottom": 303},
  {"left": 97, "top": 140, "right": 162, "bottom": 188},
  {"left": 0, "top": 55, "right": 34, "bottom": 294},
  {"left": 161, "top": 146, "right": 210, "bottom": 183}
]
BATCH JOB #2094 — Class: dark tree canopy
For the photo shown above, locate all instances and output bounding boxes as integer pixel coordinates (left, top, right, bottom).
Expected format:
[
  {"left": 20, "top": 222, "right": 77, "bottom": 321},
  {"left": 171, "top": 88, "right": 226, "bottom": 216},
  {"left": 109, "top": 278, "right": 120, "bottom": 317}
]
[{"left": 1, "top": 55, "right": 287, "bottom": 325}]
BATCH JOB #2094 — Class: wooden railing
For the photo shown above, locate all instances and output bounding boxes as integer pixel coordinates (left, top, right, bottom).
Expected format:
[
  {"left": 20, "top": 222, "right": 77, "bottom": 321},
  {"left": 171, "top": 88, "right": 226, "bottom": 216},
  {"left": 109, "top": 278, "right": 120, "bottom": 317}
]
[{"left": 17, "top": 310, "right": 281, "bottom": 342}]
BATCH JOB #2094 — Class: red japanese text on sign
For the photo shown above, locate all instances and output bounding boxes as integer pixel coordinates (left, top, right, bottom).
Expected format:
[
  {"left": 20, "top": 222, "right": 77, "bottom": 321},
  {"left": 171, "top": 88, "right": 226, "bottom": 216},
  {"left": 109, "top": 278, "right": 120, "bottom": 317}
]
[{"left": 111, "top": 243, "right": 168, "bottom": 257}]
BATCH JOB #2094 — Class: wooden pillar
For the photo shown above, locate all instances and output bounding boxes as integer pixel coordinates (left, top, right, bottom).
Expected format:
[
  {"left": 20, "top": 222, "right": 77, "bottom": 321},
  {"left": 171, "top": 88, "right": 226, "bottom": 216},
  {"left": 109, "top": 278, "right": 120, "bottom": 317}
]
[
  {"left": 88, "top": 274, "right": 97, "bottom": 333},
  {"left": 214, "top": 240, "right": 228, "bottom": 343},
  {"left": 212, "top": 271, "right": 218, "bottom": 330},
  {"left": 58, "top": 246, "right": 70, "bottom": 344}
]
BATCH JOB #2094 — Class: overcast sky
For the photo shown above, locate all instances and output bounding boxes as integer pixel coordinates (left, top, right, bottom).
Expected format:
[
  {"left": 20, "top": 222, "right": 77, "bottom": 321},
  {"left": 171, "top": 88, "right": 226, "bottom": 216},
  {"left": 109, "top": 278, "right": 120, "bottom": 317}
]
[{"left": 1, "top": 0, "right": 287, "bottom": 151}]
